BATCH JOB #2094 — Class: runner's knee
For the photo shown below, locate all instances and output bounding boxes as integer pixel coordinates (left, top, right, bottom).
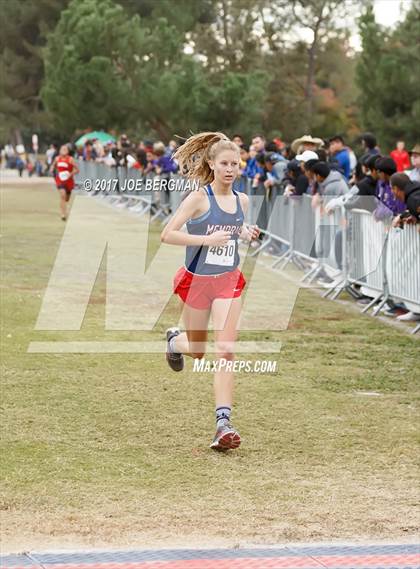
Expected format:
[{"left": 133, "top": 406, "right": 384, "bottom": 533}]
[{"left": 215, "top": 341, "right": 235, "bottom": 361}]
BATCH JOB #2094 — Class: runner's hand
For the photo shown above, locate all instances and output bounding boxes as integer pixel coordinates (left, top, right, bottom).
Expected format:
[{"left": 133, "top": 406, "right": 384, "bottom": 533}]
[
  {"left": 204, "top": 231, "right": 231, "bottom": 247},
  {"left": 248, "top": 224, "right": 260, "bottom": 240}
]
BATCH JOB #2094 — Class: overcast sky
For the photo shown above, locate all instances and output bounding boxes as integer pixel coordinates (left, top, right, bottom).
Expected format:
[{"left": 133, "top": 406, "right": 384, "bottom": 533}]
[
  {"left": 350, "top": 0, "right": 412, "bottom": 50},
  {"left": 373, "top": 0, "right": 410, "bottom": 26}
]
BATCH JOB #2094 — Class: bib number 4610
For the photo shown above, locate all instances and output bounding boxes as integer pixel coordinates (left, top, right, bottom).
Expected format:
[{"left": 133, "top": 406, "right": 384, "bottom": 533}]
[{"left": 205, "top": 239, "right": 235, "bottom": 266}]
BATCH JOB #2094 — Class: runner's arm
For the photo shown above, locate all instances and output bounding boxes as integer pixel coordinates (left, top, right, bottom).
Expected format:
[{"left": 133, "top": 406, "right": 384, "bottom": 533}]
[
  {"left": 49, "top": 157, "right": 57, "bottom": 174},
  {"left": 70, "top": 157, "right": 79, "bottom": 175},
  {"left": 161, "top": 189, "right": 225, "bottom": 247},
  {"left": 237, "top": 193, "right": 260, "bottom": 241}
]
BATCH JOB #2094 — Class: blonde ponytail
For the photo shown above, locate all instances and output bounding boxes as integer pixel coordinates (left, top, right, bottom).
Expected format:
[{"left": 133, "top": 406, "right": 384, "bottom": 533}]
[{"left": 173, "top": 131, "right": 239, "bottom": 185}]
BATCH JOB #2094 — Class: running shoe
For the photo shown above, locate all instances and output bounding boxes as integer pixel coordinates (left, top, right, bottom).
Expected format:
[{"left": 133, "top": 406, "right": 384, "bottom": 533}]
[
  {"left": 383, "top": 307, "right": 407, "bottom": 317},
  {"left": 166, "top": 327, "right": 184, "bottom": 372},
  {"left": 396, "top": 311, "right": 420, "bottom": 322},
  {"left": 210, "top": 420, "right": 241, "bottom": 451}
]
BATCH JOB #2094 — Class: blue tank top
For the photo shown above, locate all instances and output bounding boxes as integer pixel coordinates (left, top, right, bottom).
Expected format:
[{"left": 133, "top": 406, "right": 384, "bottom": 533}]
[{"left": 185, "top": 184, "right": 244, "bottom": 275}]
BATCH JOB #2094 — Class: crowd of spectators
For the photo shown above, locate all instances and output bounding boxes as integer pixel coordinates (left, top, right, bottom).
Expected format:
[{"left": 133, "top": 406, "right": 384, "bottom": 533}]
[
  {"left": 1, "top": 142, "right": 44, "bottom": 177},
  {"left": 241, "top": 133, "right": 419, "bottom": 321},
  {"left": 232, "top": 133, "right": 419, "bottom": 317},
  {"left": 227, "top": 132, "right": 419, "bottom": 228},
  {"left": 76, "top": 134, "right": 180, "bottom": 177}
]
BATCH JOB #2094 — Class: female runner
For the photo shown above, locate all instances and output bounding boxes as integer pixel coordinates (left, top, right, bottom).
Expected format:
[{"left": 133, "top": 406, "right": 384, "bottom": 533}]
[
  {"left": 160, "top": 132, "right": 260, "bottom": 451},
  {"left": 51, "top": 145, "right": 79, "bottom": 220}
]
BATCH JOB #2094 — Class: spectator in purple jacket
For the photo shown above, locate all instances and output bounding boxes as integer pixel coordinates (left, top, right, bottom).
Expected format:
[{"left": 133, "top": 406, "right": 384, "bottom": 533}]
[
  {"left": 153, "top": 141, "right": 178, "bottom": 174},
  {"left": 373, "top": 157, "right": 405, "bottom": 220}
]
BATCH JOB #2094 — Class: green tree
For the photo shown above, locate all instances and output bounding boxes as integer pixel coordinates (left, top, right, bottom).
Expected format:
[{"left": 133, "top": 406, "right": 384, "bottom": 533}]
[
  {"left": 355, "top": 2, "right": 384, "bottom": 135},
  {"left": 41, "top": 0, "right": 147, "bottom": 137},
  {"left": 356, "top": 2, "right": 420, "bottom": 150},
  {"left": 290, "top": 0, "right": 357, "bottom": 132},
  {"left": 117, "top": 0, "right": 216, "bottom": 31},
  {"left": 187, "top": 0, "right": 359, "bottom": 140},
  {"left": 0, "top": 0, "right": 69, "bottom": 143},
  {"left": 41, "top": 0, "right": 269, "bottom": 140},
  {"left": 376, "top": 4, "right": 420, "bottom": 149},
  {"left": 313, "top": 37, "right": 359, "bottom": 139}
]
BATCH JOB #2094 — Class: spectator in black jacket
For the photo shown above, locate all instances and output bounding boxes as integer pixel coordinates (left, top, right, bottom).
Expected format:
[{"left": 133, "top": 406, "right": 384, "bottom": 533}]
[
  {"left": 390, "top": 173, "right": 420, "bottom": 225},
  {"left": 346, "top": 154, "right": 380, "bottom": 212},
  {"left": 360, "top": 132, "right": 379, "bottom": 157},
  {"left": 284, "top": 159, "right": 309, "bottom": 196}
]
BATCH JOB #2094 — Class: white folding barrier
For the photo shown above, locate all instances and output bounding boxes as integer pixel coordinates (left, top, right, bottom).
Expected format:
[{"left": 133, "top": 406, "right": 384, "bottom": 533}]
[
  {"left": 386, "top": 225, "right": 420, "bottom": 313},
  {"left": 347, "top": 210, "right": 388, "bottom": 311}
]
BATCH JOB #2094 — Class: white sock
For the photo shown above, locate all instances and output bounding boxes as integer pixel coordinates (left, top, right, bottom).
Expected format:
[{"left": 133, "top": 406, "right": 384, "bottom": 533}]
[{"left": 169, "top": 336, "right": 180, "bottom": 354}]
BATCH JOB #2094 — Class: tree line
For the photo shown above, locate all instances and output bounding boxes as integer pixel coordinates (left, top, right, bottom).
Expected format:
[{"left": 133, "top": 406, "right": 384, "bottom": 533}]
[{"left": 0, "top": 0, "right": 418, "bottom": 151}]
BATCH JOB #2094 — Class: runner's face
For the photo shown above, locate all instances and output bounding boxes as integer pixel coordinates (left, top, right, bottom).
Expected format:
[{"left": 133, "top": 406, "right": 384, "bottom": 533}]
[
  {"left": 212, "top": 150, "right": 240, "bottom": 184},
  {"left": 60, "top": 146, "right": 68, "bottom": 156}
]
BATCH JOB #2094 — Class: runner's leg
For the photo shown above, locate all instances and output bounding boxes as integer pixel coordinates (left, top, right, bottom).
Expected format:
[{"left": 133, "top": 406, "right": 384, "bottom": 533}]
[
  {"left": 209, "top": 296, "right": 243, "bottom": 450},
  {"left": 58, "top": 188, "right": 67, "bottom": 218},
  {"left": 172, "top": 298, "right": 211, "bottom": 358},
  {"left": 211, "top": 296, "right": 242, "bottom": 407}
]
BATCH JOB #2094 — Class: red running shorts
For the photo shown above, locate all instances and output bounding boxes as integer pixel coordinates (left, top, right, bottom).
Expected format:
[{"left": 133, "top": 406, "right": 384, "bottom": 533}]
[
  {"left": 173, "top": 266, "right": 246, "bottom": 309},
  {"left": 55, "top": 177, "right": 74, "bottom": 192}
]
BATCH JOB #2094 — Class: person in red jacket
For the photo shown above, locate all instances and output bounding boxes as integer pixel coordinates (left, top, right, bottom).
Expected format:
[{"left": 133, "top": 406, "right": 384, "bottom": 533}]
[
  {"left": 390, "top": 140, "right": 411, "bottom": 172},
  {"left": 51, "top": 145, "right": 79, "bottom": 220}
]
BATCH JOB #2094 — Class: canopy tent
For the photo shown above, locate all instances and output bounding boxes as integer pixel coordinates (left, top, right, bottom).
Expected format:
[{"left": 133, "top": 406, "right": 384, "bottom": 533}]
[{"left": 74, "top": 131, "right": 116, "bottom": 147}]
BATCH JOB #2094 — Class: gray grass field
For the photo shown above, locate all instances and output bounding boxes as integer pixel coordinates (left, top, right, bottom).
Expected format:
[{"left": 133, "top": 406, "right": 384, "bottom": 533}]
[{"left": 1, "top": 179, "right": 419, "bottom": 551}]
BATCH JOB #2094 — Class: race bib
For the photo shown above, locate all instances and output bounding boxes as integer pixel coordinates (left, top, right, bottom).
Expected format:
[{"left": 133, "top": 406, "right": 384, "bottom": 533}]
[
  {"left": 58, "top": 171, "right": 71, "bottom": 181},
  {"left": 205, "top": 239, "right": 235, "bottom": 267}
]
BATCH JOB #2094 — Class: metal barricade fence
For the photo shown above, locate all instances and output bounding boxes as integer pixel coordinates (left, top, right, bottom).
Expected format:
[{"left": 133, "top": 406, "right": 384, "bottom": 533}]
[
  {"left": 314, "top": 201, "right": 337, "bottom": 269},
  {"left": 242, "top": 177, "right": 256, "bottom": 225},
  {"left": 347, "top": 210, "right": 388, "bottom": 310},
  {"left": 266, "top": 194, "right": 292, "bottom": 246},
  {"left": 272, "top": 195, "right": 320, "bottom": 273},
  {"left": 293, "top": 195, "right": 317, "bottom": 260},
  {"left": 386, "top": 225, "right": 420, "bottom": 314},
  {"left": 167, "top": 175, "right": 188, "bottom": 220},
  {"left": 255, "top": 182, "right": 269, "bottom": 231}
]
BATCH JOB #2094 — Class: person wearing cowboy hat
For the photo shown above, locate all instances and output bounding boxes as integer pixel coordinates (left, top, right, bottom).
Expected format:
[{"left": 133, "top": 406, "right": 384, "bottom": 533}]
[
  {"left": 406, "top": 143, "right": 420, "bottom": 182},
  {"left": 291, "top": 134, "right": 324, "bottom": 155}
]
